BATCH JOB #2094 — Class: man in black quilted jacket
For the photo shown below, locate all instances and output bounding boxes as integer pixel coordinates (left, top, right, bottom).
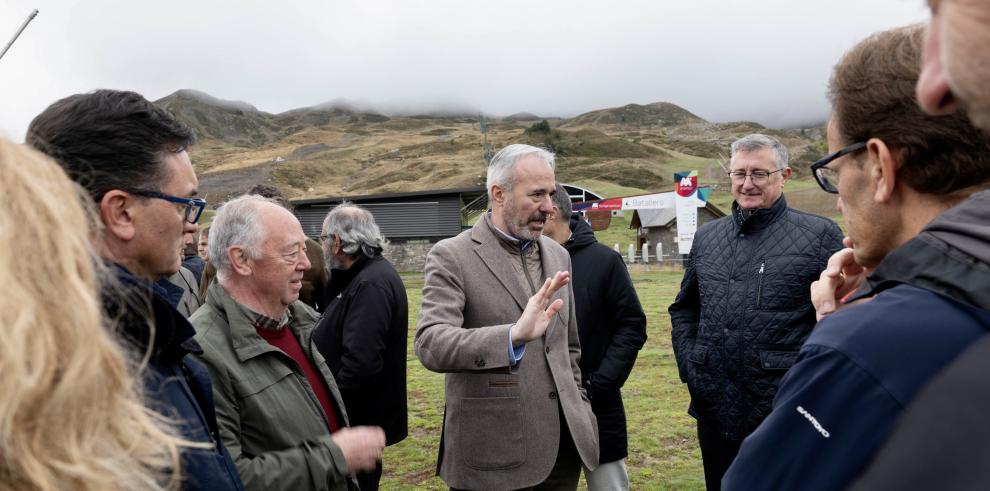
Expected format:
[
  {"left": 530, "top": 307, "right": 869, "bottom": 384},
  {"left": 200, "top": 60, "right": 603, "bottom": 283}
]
[{"left": 668, "top": 133, "right": 843, "bottom": 490}]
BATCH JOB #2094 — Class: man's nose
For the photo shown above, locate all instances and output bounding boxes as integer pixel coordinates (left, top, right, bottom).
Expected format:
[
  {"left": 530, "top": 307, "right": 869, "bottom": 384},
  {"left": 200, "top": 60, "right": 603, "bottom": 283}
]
[
  {"left": 916, "top": 19, "right": 958, "bottom": 115},
  {"left": 299, "top": 249, "right": 312, "bottom": 271}
]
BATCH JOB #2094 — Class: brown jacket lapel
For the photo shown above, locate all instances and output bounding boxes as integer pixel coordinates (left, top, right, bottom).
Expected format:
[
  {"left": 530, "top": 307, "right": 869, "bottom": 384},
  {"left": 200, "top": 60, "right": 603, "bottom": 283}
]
[{"left": 471, "top": 216, "right": 531, "bottom": 312}]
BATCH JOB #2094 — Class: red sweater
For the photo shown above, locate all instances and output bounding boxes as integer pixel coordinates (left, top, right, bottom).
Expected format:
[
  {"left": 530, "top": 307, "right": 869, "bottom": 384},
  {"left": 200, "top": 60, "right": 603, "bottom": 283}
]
[{"left": 256, "top": 326, "right": 342, "bottom": 432}]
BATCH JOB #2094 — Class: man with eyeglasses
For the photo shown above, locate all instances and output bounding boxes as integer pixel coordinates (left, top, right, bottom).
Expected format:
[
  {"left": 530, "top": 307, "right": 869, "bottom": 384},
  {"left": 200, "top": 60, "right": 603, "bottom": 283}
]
[
  {"left": 191, "top": 195, "right": 386, "bottom": 491},
  {"left": 722, "top": 25, "right": 990, "bottom": 491},
  {"left": 669, "top": 133, "right": 842, "bottom": 490},
  {"left": 839, "top": 1, "right": 990, "bottom": 488},
  {"left": 26, "top": 90, "right": 244, "bottom": 490}
]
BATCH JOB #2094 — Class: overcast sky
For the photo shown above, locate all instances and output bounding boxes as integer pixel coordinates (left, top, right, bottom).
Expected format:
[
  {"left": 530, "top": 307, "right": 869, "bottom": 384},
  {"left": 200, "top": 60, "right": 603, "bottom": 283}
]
[{"left": 1, "top": 1, "right": 928, "bottom": 140}]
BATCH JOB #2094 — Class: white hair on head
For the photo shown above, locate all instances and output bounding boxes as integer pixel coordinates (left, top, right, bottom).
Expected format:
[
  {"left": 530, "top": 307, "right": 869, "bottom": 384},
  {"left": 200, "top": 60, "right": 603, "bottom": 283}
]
[
  {"left": 486, "top": 144, "right": 556, "bottom": 200},
  {"left": 209, "top": 194, "right": 278, "bottom": 281},
  {"left": 322, "top": 202, "right": 388, "bottom": 257},
  {"left": 730, "top": 133, "right": 789, "bottom": 170}
]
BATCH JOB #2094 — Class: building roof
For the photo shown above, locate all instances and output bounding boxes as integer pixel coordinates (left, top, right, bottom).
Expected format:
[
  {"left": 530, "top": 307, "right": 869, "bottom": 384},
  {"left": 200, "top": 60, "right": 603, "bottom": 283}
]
[
  {"left": 629, "top": 201, "right": 726, "bottom": 229},
  {"left": 291, "top": 186, "right": 486, "bottom": 207},
  {"left": 635, "top": 208, "right": 678, "bottom": 227}
]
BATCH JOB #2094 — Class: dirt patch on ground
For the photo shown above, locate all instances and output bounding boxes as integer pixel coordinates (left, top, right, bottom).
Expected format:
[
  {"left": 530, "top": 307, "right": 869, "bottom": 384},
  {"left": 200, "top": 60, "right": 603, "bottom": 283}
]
[{"left": 199, "top": 162, "right": 274, "bottom": 206}]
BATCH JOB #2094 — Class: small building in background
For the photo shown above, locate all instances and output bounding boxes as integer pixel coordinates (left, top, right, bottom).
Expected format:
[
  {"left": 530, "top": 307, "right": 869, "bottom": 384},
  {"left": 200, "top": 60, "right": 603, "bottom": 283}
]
[
  {"left": 629, "top": 202, "right": 726, "bottom": 259},
  {"left": 292, "top": 187, "right": 486, "bottom": 272},
  {"left": 291, "top": 183, "right": 603, "bottom": 272}
]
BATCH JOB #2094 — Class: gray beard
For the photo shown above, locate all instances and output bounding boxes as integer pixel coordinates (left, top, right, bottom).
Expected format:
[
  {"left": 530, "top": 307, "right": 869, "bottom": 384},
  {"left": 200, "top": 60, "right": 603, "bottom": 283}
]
[{"left": 325, "top": 252, "right": 342, "bottom": 271}]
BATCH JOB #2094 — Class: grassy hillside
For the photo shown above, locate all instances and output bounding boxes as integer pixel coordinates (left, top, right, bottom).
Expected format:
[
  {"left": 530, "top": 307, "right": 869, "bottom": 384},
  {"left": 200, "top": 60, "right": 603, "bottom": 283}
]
[{"left": 153, "top": 90, "right": 826, "bottom": 207}]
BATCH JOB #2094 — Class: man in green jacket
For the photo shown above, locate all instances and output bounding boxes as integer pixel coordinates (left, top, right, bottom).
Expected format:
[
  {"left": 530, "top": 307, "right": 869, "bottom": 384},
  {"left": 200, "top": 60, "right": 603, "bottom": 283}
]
[{"left": 191, "top": 194, "right": 385, "bottom": 491}]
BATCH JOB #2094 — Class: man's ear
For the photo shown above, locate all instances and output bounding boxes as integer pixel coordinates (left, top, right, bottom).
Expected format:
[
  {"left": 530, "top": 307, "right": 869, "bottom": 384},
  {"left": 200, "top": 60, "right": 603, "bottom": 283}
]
[
  {"left": 228, "top": 246, "right": 253, "bottom": 276},
  {"left": 866, "top": 138, "right": 900, "bottom": 204},
  {"left": 490, "top": 185, "right": 504, "bottom": 207},
  {"left": 100, "top": 190, "right": 138, "bottom": 241},
  {"left": 780, "top": 167, "right": 792, "bottom": 186}
]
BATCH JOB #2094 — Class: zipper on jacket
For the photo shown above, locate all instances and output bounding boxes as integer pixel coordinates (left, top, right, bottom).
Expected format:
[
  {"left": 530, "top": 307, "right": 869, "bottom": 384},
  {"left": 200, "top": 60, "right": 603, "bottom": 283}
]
[
  {"left": 756, "top": 262, "right": 765, "bottom": 307},
  {"left": 519, "top": 245, "right": 538, "bottom": 295}
]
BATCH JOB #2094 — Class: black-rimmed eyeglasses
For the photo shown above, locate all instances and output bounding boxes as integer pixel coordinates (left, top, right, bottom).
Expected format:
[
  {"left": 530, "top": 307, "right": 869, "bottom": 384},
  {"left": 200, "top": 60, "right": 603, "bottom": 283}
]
[
  {"left": 130, "top": 190, "right": 207, "bottom": 224},
  {"left": 726, "top": 169, "right": 783, "bottom": 184},
  {"left": 810, "top": 142, "right": 867, "bottom": 194}
]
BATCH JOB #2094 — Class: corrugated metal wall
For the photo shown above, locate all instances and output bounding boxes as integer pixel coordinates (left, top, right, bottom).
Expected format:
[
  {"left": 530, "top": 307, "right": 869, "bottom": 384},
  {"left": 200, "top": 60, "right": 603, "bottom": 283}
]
[{"left": 294, "top": 194, "right": 463, "bottom": 240}]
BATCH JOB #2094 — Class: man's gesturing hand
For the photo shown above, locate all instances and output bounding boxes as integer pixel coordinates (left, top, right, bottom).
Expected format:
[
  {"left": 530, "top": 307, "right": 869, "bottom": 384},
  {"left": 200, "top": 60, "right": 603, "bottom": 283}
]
[
  {"left": 811, "top": 241, "right": 868, "bottom": 321},
  {"left": 331, "top": 426, "right": 386, "bottom": 474},
  {"left": 511, "top": 271, "right": 570, "bottom": 345}
]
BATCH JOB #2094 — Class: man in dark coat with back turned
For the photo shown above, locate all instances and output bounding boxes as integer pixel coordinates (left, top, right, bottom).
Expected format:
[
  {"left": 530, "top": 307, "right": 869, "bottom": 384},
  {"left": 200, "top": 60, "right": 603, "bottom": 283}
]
[
  {"left": 543, "top": 183, "right": 647, "bottom": 490},
  {"left": 668, "top": 133, "right": 843, "bottom": 490},
  {"left": 313, "top": 202, "right": 409, "bottom": 491}
]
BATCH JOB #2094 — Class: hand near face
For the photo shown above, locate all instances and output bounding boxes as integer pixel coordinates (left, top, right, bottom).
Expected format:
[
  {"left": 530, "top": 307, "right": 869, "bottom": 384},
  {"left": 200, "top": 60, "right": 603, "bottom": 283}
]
[
  {"left": 510, "top": 271, "right": 570, "bottom": 344},
  {"left": 331, "top": 426, "right": 386, "bottom": 474},
  {"left": 811, "top": 239, "right": 870, "bottom": 321}
]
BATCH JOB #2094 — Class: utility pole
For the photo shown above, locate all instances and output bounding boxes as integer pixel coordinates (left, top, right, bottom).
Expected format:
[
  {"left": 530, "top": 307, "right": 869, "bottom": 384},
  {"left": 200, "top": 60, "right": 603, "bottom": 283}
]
[
  {"left": 479, "top": 113, "right": 494, "bottom": 164},
  {"left": 0, "top": 9, "right": 39, "bottom": 63}
]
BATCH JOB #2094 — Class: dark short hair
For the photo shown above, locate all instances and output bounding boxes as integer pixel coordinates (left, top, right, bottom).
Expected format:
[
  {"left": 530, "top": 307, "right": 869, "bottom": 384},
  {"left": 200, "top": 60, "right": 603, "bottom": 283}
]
[
  {"left": 829, "top": 25, "right": 990, "bottom": 194},
  {"left": 550, "top": 183, "right": 572, "bottom": 218},
  {"left": 26, "top": 89, "right": 195, "bottom": 204},
  {"left": 247, "top": 184, "right": 291, "bottom": 209}
]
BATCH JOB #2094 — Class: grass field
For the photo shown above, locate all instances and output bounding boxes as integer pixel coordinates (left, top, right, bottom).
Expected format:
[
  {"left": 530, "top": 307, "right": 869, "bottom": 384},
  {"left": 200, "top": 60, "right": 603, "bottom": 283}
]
[{"left": 379, "top": 270, "right": 704, "bottom": 490}]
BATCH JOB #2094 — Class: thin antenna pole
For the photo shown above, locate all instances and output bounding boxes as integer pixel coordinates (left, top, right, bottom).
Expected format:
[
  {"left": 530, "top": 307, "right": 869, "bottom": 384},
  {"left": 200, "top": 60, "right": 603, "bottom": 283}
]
[{"left": 0, "top": 9, "right": 39, "bottom": 62}]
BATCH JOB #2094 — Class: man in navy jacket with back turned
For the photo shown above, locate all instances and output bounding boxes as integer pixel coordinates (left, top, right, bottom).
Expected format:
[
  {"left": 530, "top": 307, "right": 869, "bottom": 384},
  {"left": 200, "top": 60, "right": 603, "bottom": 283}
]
[{"left": 544, "top": 183, "right": 647, "bottom": 490}]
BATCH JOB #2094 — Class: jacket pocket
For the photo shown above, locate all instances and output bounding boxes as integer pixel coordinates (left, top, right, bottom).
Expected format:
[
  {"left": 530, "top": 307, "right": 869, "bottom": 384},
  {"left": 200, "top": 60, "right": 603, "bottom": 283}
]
[
  {"left": 456, "top": 397, "right": 525, "bottom": 470},
  {"left": 688, "top": 345, "right": 709, "bottom": 365},
  {"left": 758, "top": 349, "right": 799, "bottom": 371},
  {"left": 680, "top": 344, "right": 709, "bottom": 385},
  {"left": 232, "top": 363, "right": 295, "bottom": 398}
]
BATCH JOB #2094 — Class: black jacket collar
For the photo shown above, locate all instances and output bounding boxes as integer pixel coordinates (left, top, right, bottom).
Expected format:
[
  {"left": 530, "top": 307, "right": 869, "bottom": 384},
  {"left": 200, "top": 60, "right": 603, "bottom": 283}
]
[
  {"left": 329, "top": 254, "right": 381, "bottom": 298},
  {"left": 106, "top": 263, "right": 203, "bottom": 363},
  {"left": 732, "top": 194, "right": 788, "bottom": 233},
  {"left": 565, "top": 213, "right": 597, "bottom": 252}
]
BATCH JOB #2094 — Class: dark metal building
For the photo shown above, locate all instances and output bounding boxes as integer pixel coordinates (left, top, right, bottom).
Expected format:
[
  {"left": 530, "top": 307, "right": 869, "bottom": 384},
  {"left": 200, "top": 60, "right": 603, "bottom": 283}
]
[
  {"left": 292, "top": 183, "right": 603, "bottom": 241},
  {"left": 291, "top": 187, "right": 487, "bottom": 240},
  {"left": 291, "top": 184, "right": 604, "bottom": 272}
]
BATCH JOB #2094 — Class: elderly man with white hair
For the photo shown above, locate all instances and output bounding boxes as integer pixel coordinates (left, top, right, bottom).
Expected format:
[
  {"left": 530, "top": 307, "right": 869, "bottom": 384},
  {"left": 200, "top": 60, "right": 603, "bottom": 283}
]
[
  {"left": 312, "top": 202, "right": 409, "bottom": 491},
  {"left": 190, "top": 194, "right": 385, "bottom": 491}
]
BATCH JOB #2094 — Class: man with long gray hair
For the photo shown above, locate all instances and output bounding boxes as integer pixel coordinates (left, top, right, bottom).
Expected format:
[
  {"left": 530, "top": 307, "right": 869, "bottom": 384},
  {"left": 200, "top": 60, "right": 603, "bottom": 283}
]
[
  {"left": 312, "top": 203, "right": 409, "bottom": 491},
  {"left": 669, "top": 134, "right": 843, "bottom": 490}
]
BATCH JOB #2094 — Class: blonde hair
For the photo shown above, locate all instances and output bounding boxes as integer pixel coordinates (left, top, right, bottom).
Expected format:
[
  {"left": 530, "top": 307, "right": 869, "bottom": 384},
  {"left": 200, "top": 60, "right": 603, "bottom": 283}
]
[{"left": 0, "top": 140, "right": 185, "bottom": 491}]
